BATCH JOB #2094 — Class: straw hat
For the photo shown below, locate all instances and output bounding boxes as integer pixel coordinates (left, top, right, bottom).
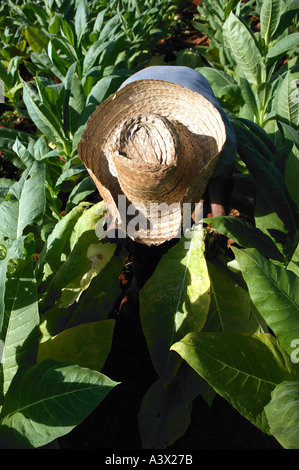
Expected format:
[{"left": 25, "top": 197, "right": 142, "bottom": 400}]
[{"left": 78, "top": 79, "right": 226, "bottom": 245}]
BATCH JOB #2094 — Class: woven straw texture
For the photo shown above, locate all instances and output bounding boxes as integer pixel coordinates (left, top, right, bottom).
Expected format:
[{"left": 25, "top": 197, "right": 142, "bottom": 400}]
[{"left": 78, "top": 79, "right": 226, "bottom": 245}]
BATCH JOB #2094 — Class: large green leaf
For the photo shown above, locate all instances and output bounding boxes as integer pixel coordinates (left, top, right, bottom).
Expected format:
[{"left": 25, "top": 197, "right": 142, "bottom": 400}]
[
  {"left": 203, "top": 216, "right": 283, "bottom": 261},
  {"left": 0, "top": 127, "right": 33, "bottom": 166},
  {"left": 75, "top": 0, "right": 89, "bottom": 43},
  {"left": 16, "top": 162, "right": 46, "bottom": 235},
  {"left": 138, "top": 377, "right": 192, "bottom": 449},
  {"left": 171, "top": 332, "right": 299, "bottom": 432},
  {"left": 46, "top": 41, "right": 69, "bottom": 81},
  {"left": 40, "top": 246, "right": 126, "bottom": 338},
  {"left": 24, "top": 25, "right": 48, "bottom": 54},
  {"left": 45, "top": 202, "right": 115, "bottom": 308},
  {"left": 50, "top": 34, "right": 77, "bottom": 64},
  {"left": 0, "top": 158, "right": 45, "bottom": 241},
  {"left": 138, "top": 359, "right": 206, "bottom": 449},
  {"left": 97, "top": 13, "right": 121, "bottom": 42},
  {"left": 69, "top": 201, "right": 105, "bottom": 251},
  {"left": 98, "top": 34, "right": 128, "bottom": 72},
  {"left": 22, "top": 79, "right": 66, "bottom": 146},
  {"left": 196, "top": 67, "right": 237, "bottom": 94},
  {"left": 65, "top": 247, "right": 126, "bottom": 329},
  {"left": 0, "top": 238, "right": 26, "bottom": 336},
  {"left": 196, "top": 66, "right": 241, "bottom": 108},
  {"left": 264, "top": 380, "right": 299, "bottom": 449},
  {"left": 204, "top": 261, "right": 267, "bottom": 334},
  {"left": 37, "top": 320, "right": 115, "bottom": 373},
  {"left": 287, "top": 240, "right": 299, "bottom": 276},
  {"left": 11, "top": 139, "right": 36, "bottom": 169},
  {"left": 140, "top": 227, "right": 210, "bottom": 385},
  {"left": 61, "top": 61, "right": 77, "bottom": 135},
  {"left": 279, "top": 122, "right": 299, "bottom": 151},
  {"left": 54, "top": 165, "right": 86, "bottom": 188},
  {"left": 1, "top": 257, "right": 39, "bottom": 398},
  {"left": 232, "top": 118, "right": 277, "bottom": 162},
  {"left": 33, "top": 79, "right": 64, "bottom": 133},
  {"left": 285, "top": 143, "right": 299, "bottom": 208},
  {"left": 66, "top": 177, "right": 96, "bottom": 212},
  {"left": 260, "top": 0, "right": 282, "bottom": 46},
  {"left": 0, "top": 179, "right": 14, "bottom": 204},
  {"left": 82, "top": 39, "right": 109, "bottom": 76},
  {"left": 0, "top": 360, "right": 118, "bottom": 449},
  {"left": 239, "top": 77, "right": 259, "bottom": 121},
  {"left": 223, "top": 12, "right": 263, "bottom": 85},
  {"left": 236, "top": 142, "right": 297, "bottom": 238},
  {"left": 233, "top": 248, "right": 299, "bottom": 355},
  {"left": 254, "top": 192, "right": 288, "bottom": 254},
  {"left": 267, "top": 33, "right": 299, "bottom": 58},
  {"left": 35, "top": 202, "right": 89, "bottom": 282},
  {"left": 69, "top": 76, "right": 86, "bottom": 138},
  {"left": 276, "top": 70, "right": 299, "bottom": 129},
  {"left": 62, "top": 62, "right": 86, "bottom": 138}
]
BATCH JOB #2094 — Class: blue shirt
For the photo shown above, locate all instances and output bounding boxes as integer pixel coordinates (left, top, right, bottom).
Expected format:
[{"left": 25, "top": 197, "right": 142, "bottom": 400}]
[{"left": 118, "top": 66, "right": 236, "bottom": 178}]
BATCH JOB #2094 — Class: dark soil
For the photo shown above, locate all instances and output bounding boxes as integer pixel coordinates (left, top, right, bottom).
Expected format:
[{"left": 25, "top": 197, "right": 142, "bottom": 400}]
[
  {"left": 1, "top": 0, "right": 283, "bottom": 451},
  {"left": 58, "top": 1, "right": 282, "bottom": 451},
  {"left": 0, "top": 106, "right": 37, "bottom": 180},
  {"left": 58, "top": 304, "right": 282, "bottom": 450},
  {"left": 57, "top": 190, "right": 280, "bottom": 451},
  {"left": 154, "top": 0, "right": 209, "bottom": 62}
]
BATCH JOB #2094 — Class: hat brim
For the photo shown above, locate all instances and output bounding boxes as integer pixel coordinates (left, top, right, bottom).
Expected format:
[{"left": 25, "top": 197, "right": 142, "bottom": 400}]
[{"left": 78, "top": 79, "right": 226, "bottom": 245}]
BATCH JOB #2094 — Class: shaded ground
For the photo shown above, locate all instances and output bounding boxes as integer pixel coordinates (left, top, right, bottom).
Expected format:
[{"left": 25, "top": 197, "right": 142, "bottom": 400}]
[
  {"left": 153, "top": 0, "right": 209, "bottom": 62},
  {"left": 58, "top": 1, "right": 282, "bottom": 451},
  {"left": 58, "top": 312, "right": 282, "bottom": 450},
  {"left": 1, "top": 0, "right": 283, "bottom": 451}
]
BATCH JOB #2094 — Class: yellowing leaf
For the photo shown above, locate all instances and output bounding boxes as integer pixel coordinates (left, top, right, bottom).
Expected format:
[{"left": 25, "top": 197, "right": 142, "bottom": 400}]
[
  {"left": 37, "top": 320, "right": 115, "bottom": 373},
  {"left": 140, "top": 226, "right": 210, "bottom": 385},
  {"left": 171, "top": 332, "right": 299, "bottom": 432}
]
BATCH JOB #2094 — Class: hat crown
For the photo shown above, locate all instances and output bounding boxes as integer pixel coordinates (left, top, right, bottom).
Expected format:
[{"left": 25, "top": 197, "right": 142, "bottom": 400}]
[
  {"left": 78, "top": 79, "right": 227, "bottom": 245},
  {"left": 117, "top": 113, "right": 179, "bottom": 166},
  {"left": 113, "top": 113, "right": 185, "bottom": 204}
]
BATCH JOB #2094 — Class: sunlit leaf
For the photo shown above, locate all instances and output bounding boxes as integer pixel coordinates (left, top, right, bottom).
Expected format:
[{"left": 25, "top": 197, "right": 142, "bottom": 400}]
[
  {"left": 171, "top": 332, "right": 299, "bottom": 432},
  {"left": 0, "top": 360, "right": 118, "bottom": 449},
  {"left": 24, "top": 26, "right": 48, "bottom": 54},
  {"left": 75, "top": 0, "right": 89, "bottom": 43},
  {"left": 267, "top": 33, "right": 299, "bottom": 58},
  {"left": 140, "top": 227, "right": 210, "bottom": 385},
  {"left": 204, "top": 261, "right": 267, "bottom": 334},
  {"left": 1, "top": 257, "right": 39, "bottom": 397},
  {"left": 260, "top": 0, "right": 282, "bottom": 46},
  {"left": 35, "top": 203, "right": 89, "bottom": 281},
  {"left": 0, "top": 157, "right": 45, "bottom": 241},
  {"left": 22, "top": 79, "right": 66, "bottom": 145},
  {"left": 223, "top": 12, "right": 263, "bottom": 84},
  {"left": 37, "top": 320, "right": 115, "bottom": 373},
  {"left": 276, "top": 70, "right": 299, "bottom": 129},
  {"left": 233, "top": 248, "right": 299, "bottom": 354},
  {"left": 264, "top": 381, "right": 299, "bottom": 449}
]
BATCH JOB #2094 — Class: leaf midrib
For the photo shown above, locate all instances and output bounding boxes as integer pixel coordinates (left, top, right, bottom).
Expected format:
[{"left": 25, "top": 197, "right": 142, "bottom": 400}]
[
  {"left": 3, "top": 382, "right": 103, "bottom": 420},
  {"left": 186, "top": 340, "right": 279, "bottom": 388},
  {"left": 242, "top": 250, "right": 299, "bottom": 312}
]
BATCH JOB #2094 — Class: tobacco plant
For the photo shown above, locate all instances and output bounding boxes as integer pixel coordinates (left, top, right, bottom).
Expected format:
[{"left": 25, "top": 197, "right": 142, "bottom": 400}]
[
  {"left": 0, "top": 136, "right": 127, "bottom": 448},
  {"left": 195, "top": 0, "right": 299, "bottom": 129},
  {"left": 137, "top": 113, "right": 299, "bottom": 447},
  {"left": 0, "top": 0, "right": 299, "bottom": 451}
]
